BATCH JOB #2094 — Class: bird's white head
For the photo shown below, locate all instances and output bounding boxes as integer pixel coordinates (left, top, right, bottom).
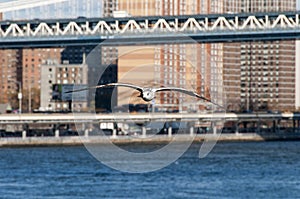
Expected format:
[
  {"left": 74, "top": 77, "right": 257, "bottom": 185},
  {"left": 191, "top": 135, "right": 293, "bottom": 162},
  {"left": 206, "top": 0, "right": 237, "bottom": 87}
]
[{"left": 142, "top": 88, "right": 155, "bottom": 102}]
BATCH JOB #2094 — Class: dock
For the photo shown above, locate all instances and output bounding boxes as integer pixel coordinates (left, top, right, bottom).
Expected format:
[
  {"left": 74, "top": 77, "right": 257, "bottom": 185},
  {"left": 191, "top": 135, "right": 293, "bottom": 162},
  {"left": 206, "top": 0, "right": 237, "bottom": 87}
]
[
  {"left": 1, "top": 133, "right": 300, "bottom": 147},
  {"left": 0, "top": 112, "right": 300, "bottom": 147}
]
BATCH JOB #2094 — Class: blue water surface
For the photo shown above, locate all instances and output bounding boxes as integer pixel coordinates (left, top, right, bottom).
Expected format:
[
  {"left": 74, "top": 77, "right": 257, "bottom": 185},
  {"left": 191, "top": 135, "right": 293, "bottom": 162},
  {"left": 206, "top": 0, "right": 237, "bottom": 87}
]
[{"left": 0, "top": 141, "right": 299, "bottom": 198}]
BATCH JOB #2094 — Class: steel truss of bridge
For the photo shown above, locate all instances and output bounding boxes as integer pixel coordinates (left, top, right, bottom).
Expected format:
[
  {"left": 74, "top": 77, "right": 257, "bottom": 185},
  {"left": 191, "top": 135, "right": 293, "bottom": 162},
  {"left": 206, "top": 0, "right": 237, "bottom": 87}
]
[{"left": 1, "top": 11, "right": 300, "bottom": 48}]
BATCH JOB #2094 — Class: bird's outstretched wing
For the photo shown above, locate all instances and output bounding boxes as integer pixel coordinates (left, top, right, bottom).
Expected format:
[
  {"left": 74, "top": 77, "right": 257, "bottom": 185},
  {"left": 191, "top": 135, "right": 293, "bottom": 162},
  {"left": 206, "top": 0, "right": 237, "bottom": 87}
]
[
  {"left": 155, "top": 87, "right": 224, "bottom": 108},
  {"left": 65, "top": 83, "right": 143, "bottom": 93}
]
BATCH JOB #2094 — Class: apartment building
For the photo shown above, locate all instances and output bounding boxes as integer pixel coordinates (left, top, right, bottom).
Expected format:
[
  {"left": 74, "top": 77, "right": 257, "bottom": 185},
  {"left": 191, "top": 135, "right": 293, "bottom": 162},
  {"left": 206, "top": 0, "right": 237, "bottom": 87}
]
[
  {"left": 113, "top": 0, "right": 225, "bottom": 112},
  {"left": 223, "top": 0, "right": 296, "bottom": 111},
  {"left": 0, "top": 49, "right": 21, "bottom": 109},
  {"left": 61, "top": 45, "right": 119, "bottom": 112},
  {"left": 5, "top": 0, "right": 102, "bottom": 19},
  {"left": 40, "top": 60, "right": 88, "bottom": 112},
  {"left": 21, "top": 48, "right": 62, "bottom": 112}
]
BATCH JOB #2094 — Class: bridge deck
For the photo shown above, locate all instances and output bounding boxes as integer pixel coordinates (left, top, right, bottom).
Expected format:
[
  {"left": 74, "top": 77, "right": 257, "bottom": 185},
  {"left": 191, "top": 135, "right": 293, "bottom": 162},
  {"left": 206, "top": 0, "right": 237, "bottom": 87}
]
[{"left": 0, "top": 11, "right": 300, "bottom": 48}]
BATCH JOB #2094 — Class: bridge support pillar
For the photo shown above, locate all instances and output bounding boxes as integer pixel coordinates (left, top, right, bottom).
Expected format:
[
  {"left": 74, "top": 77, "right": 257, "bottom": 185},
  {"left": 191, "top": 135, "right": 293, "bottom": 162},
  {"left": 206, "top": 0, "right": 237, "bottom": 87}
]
[
  {"left": 168, "top": 127, "right": 172, "bottom": 137},
  {"left": 235, "top": 121, "right": 239, "bottom": 135},
  {"left": 22, "top": 124, "right": 28, "bottom": 139},
  {"left": 55, "top": 129, "right": 59, "bottom": 138},
  {"left": 213, "top": 126, "right": 217, "bottom": 135},
  {"left": 84, "top": 129, "right": 89, "bottom": 137},
  {"left": 293, "top": 119, "right": 296, "bottom": 133},
  {"left": 273, "top": 120, "right": 277, "bottom": 133},
  {"left": 142, "top": 126, "right": 147, "bottom": 138},
  {"left": 257, "top": 120, "right": 261, "bottom": 134},
  {"left": 112, "top": 129, "right": 117, "bottom": 138},
  {"left": 190, "top": 126, "right": 194, "bottom": 136},
  {"left": 22, "top": 130, "right": 26, "bottom": 139}
]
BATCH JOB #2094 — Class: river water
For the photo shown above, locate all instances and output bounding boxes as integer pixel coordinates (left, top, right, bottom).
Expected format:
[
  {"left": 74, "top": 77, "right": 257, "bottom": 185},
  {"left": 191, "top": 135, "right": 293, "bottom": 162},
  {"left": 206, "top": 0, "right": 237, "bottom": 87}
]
[{"left": 0, "top": 141, "right": 299, "bottom": 198}]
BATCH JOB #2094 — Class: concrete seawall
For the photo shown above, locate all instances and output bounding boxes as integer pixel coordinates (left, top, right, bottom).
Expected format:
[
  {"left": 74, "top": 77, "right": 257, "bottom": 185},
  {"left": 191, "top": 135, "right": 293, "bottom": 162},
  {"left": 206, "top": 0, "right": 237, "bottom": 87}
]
[{"left": 1, "top": 133, "right": 300, "bottom": 147}]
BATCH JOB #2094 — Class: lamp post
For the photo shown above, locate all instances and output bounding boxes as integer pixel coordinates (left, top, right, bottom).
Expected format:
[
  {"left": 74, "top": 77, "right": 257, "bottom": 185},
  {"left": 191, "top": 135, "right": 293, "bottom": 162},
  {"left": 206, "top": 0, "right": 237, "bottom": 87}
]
[{"left": 9, "top": 79, "right": 22, "bottom": 114}]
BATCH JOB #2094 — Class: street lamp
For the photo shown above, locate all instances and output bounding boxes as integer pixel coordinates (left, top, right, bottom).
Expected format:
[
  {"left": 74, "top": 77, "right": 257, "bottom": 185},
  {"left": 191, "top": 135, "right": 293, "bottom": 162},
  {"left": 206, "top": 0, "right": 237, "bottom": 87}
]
[{"left": 8, "top": 79, "right": 22, "bottom": 114}]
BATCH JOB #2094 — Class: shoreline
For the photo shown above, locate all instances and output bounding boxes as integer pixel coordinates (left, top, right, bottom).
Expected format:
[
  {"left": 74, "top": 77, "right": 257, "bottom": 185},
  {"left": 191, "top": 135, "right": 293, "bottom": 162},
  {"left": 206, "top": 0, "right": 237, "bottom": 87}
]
[{"left": 1, "top": 133, "right": 300, "bottom": 147}]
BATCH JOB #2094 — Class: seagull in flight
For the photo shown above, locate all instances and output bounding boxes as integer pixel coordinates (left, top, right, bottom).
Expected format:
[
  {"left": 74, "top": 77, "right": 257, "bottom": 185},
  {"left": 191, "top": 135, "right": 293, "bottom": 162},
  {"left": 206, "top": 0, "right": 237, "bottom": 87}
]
[{"left": 66, "top": 83, "right": 223, "bottom": 108}]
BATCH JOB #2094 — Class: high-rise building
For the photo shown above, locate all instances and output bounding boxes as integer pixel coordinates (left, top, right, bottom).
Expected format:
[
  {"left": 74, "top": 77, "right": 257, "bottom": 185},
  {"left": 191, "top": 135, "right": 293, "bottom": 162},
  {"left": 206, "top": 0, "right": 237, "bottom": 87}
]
[
  {"left": 0, "top": 12, "right": 21, "bottom": 109},
  {"left": 61, "top": 46, "right": 119, "bottom": 112},
  {"left": 40, "top": 60, "right": 88, "bottom": 111},
  {"left": 21, "top": 48, "right": 62, "bottom": 112},
  {"left": 0, "top": 49, "right": 21, "bottom": 109},
  {"left": 3, "top": 1, "right": 103, "bottom": 112},
  {"left": 93, "top": 46, "right": 118, "bottom": 112},
  {"left": 296, "top": 0, "right": 300, "bottom": 110},
  {"left": 115, "top": 0, "right": 224, "bottom": 112},
  {"left": 4, "top": 0, "right": 102, "bottom": 20},
  {"left": 296, "top": 41, "right": 300, "bottom": 110},
  {"left": 223, "top": 0, "right": 296, "bottom": 112}
]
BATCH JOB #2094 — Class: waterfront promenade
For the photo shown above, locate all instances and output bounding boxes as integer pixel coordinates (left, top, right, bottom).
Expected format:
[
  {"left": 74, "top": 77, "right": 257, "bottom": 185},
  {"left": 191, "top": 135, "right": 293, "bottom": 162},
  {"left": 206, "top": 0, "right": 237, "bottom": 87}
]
[
  {"left": 1, "top": 133, "right": 300, "bottom": 147},
  {"left": 0, "top": 112, "right": 300, "bottom": 147}
]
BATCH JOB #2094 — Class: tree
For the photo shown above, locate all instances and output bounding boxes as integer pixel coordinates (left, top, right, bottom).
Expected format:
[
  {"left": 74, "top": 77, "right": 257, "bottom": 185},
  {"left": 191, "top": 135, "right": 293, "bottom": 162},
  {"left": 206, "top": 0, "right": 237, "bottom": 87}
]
[
  {"left": 7, "top": 92, "right": 19, "bottom": 111},
  {"left": 22, "top": 87, "right": 40, "bottom": 112}
]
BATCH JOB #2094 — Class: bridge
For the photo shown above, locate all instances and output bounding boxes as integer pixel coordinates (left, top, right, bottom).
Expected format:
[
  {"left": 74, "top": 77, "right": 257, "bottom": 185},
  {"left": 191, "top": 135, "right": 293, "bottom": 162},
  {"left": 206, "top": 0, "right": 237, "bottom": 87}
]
[{"left": 0, "top": 11, "right": 300, "bottom": 48}]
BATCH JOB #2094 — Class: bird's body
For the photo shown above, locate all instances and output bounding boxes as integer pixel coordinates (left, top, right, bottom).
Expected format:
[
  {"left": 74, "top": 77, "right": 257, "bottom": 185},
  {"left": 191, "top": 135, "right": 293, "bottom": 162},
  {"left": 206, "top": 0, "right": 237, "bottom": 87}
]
[{"left": 65, "top": 82, "right": 223, "bottom": 108}]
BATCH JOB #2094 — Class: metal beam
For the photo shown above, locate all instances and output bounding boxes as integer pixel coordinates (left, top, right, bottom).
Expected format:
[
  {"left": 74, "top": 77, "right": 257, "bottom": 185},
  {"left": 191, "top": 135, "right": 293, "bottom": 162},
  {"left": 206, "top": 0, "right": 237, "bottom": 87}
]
[{"left": 1, "top": 11, "right": 300, "bottom": 48}]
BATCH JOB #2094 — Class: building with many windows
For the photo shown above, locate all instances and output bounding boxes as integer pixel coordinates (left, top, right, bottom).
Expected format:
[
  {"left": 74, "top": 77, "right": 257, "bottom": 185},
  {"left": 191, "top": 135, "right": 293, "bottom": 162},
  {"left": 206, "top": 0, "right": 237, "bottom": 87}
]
[
  {"left": 40, "top": 60, "right": 88, "bottom": 112},
  {"left": 223, "top": 0, "right": 296, "bottom": 111},
  {"left": 0, "top": 12, "right": 21, "bottom": 109},
  {"left": 3, "top": 0, "right": 103, "bottom": 112},
  {"left": 21, "top": 48, "right": 63, "bottom": 112},
  {"left": 114, "top": 0, "right": 225, "bottom": 112},
  {"left": 4, "top": 0, "right": 102, "bottom": 19},
  {"left": 0, "top": 49, "right": 21, "bottom": 109}
]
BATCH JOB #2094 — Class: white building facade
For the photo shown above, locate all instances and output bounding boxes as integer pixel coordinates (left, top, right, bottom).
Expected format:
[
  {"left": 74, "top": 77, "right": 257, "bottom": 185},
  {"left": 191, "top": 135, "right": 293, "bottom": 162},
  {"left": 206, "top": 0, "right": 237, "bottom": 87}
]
[{"left": 40, "top": 61, "right": 88, "bottom": 112}]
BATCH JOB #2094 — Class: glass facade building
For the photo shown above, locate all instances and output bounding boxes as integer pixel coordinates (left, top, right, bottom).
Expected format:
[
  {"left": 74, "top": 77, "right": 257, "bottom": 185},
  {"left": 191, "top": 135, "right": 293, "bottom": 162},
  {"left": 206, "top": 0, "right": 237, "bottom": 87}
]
[{"left": 4, "top": 0, "right": 102, "bottom": 19}]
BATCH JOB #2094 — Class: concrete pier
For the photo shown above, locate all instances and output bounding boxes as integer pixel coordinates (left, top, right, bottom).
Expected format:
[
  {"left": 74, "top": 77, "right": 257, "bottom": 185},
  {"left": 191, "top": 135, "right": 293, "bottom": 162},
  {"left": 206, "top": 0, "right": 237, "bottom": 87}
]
[
  {"left": 190, "top": 127, "right": 194, "bottom": 136},
  {"left": 111, "top": 129, "right": 117, "bottom": 138},
  {"left": 84, "top": 129, "right": 89, "bottom": 137},
  {"left": 22, "top": 130, "right": 26, "bottom": 139},
  {"left": 1, "top": 133, "right": 300, "bottom": 147},
  {"left": 55, "top": 129, "right": 59, "bottom": 138},
  {"left": 168, "top": 127, "right": 172, "bottom": 137},
  {"left": 0, "top": 112, "right": 300, "bottom": 147},
  {"left": 142, "top": 127, "right": 146, "bottom": 138}
]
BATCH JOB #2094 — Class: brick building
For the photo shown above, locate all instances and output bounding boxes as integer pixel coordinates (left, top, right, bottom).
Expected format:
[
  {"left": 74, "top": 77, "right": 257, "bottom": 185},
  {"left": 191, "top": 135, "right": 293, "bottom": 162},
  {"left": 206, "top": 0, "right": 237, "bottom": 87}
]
[
  {"left": 21, "top": 48, "right": 62, "bottom": 112},
  {"left": 223, "top": 0, "right": 296, "bottom": 112}
]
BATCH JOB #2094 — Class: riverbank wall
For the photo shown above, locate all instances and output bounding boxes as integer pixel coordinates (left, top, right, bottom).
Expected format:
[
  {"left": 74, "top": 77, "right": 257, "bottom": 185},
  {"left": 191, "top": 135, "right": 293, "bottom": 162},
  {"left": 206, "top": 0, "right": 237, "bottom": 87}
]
[{"left": 1, "top": 133, "right": 300, "bottom": 147}]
